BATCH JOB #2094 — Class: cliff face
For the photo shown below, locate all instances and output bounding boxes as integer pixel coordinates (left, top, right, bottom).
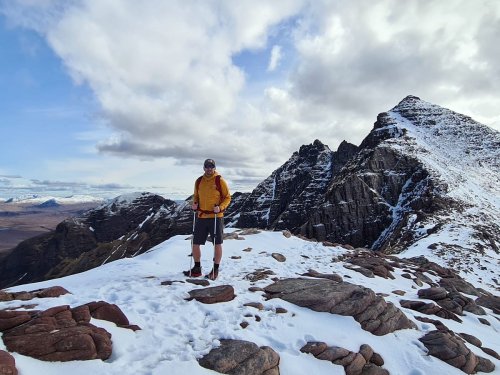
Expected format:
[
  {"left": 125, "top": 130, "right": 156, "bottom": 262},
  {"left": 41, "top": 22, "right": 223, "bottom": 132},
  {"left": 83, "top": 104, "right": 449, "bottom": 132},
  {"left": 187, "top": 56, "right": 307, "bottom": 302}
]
[
  {"left": 225, "top": 139, "right": 357, "bottom": 231},
  {"left": 302, "top": 95, "right": 499, "bottom": 269}
]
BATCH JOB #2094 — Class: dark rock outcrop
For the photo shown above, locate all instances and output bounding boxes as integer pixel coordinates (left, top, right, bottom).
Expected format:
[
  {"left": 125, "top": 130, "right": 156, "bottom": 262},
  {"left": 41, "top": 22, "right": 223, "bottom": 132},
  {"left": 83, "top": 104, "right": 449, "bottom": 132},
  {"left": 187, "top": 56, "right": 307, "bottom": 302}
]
[
  {"left": 417, "top": 287, "right": 486, "bottom": 316},
  {"left": 301, "top": 98, "right": 447, "bottom": 248},
  {"left": 198, "top": 339, "right": 280, "bottom": 374},
  {"left": 400, "top": 300, "right": 462, "bottom": 322},
  {"left": 264, "top": 278, "right": 416, "bottom": 335},
  {"left": 186, "top": 285, "right": 235, "bottom": 304},
  {"left": 301, "top": 95, "right": 500, "bottom": 258},
  {"left": 301, "top": 342, "right": 389, "bottom": 375},
  {"left": 419, "top": 330, "right": 495, "bottom": 373},
  {"left": 0, "top": 305, "right": 112, "bottom": 361},
  {"left": 226, "top": 139, "right": 357, "bottom": 231},
  {"left": 0, "top": 286, "right": 70, "bottom": 302},
  {"left": 0, "top": 301, "right": 139, "bottom": 362}
]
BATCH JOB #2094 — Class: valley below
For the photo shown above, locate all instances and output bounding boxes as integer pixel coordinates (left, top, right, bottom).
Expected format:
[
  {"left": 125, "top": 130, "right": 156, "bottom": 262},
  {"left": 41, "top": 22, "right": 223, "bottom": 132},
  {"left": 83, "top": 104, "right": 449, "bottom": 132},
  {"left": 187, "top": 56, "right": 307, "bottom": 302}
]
[{"left": 0, "top": 201, "right": 101, "bottom": 257}]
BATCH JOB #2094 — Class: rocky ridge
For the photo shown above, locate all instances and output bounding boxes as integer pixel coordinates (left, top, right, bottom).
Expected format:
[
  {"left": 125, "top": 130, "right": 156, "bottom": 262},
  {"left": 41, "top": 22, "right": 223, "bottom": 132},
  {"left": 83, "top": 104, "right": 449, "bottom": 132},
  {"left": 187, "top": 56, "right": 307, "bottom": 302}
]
[
  {"left": 1, "top": 96, "right": 498, "bottom": 292},
  {"left": 0, "top": 193, "right": 193, "bottom": 288},
  {"left": 225, "top": 139, "right": 358, "bottom": 231}
]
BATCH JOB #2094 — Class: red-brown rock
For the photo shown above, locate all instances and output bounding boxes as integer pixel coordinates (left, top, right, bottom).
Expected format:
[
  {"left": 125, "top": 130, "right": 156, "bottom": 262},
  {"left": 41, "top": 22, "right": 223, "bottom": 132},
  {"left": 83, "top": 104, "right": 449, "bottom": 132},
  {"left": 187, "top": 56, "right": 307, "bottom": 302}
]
[
  {"left": 187, "top": 285, "right": 235, "bottom": 304},
  {"left": 0, "top": 305, "right": 112, "bottom": 362},
  {"left": 85, "top": 301, "right": 130, "bottom": 327},
  {"left": 0, "top": 350, "right": 18, "bottom": 375}
]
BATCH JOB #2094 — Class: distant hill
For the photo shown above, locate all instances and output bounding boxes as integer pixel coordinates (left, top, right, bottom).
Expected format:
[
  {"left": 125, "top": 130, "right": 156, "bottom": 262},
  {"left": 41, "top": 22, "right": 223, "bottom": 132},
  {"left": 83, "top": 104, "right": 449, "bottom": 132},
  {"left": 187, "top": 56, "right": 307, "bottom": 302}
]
[{"left": 35, "top": 198, "right": 61, "bottom": 208}]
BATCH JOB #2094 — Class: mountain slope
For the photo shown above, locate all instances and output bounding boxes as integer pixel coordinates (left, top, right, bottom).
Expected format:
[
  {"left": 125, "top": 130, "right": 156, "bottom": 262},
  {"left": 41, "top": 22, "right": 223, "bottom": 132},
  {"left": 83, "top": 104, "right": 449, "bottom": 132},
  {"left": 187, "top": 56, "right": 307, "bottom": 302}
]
[
  {"left": 302, "top": 95, "right": 499, "bottom": 289},
  {"left": 0, "top": 193, "right": 192, "bottom": 288},
  {"left": 0, "top": 230, "right": 498, "bottom": 374},
  {"left": 1, "top": 96, "right": 498, "bottom": 292}
]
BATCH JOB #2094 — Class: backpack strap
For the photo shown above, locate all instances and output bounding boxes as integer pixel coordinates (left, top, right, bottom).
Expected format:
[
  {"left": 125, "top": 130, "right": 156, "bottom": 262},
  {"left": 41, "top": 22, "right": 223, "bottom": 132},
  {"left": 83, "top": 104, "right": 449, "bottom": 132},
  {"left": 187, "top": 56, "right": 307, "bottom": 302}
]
[{"left": 195, "top": 175, "right": 225, "bottom": 216}]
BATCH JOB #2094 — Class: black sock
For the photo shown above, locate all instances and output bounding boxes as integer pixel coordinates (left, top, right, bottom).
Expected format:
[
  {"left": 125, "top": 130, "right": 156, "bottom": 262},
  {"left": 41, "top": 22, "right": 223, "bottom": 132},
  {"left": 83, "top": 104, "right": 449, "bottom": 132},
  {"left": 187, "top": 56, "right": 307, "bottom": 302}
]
[
  {"left": 214, "top": 263, "right": 219, "bottom": 271},
  {"left": 195, "top": 262, "right": 201, "bottom": 268}
]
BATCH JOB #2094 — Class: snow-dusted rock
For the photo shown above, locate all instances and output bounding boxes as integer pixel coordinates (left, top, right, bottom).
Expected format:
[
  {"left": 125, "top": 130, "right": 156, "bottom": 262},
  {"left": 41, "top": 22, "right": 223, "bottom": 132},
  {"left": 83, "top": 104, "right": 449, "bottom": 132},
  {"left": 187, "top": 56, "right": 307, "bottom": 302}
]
[
  {"left": 264, "top": 278, "right": 417, "bottom": 335},
  {"left": 198, "top": 339, "right": 280, "bottom": 375},
  {"left": 419, "top": 330, "right": 495, "bottom": 373},
  {"left": 226, "top": 139, "right": 357, "bottom": 231}
]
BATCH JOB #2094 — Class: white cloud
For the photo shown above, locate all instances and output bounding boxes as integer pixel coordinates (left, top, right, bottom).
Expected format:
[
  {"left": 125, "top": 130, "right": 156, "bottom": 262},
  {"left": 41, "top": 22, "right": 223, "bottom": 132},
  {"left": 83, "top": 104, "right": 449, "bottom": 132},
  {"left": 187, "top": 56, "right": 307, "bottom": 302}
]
[
  {"left": 267, "top": 45, "right": 282, "bottom": 71},
  {"left": 2, "top": 0, "right": 500, "bottom": 194}
]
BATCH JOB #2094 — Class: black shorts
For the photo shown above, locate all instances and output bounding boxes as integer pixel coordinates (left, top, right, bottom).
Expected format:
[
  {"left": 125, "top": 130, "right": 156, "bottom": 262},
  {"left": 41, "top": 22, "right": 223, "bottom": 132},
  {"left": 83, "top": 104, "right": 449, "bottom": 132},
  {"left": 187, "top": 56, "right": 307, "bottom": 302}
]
[{"left": 193, "top": 217, "right": 224, "bottom": 245}]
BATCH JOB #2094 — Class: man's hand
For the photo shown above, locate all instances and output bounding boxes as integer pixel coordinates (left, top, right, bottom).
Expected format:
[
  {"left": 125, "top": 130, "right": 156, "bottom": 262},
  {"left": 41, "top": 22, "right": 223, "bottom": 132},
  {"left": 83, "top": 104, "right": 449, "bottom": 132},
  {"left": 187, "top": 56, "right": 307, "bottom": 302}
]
[
  {"left": 192, "top": 202, "right": 198, "bottom": 211},
  {"left": 213, "top": 206, "right": 221, "bottom": 213}
]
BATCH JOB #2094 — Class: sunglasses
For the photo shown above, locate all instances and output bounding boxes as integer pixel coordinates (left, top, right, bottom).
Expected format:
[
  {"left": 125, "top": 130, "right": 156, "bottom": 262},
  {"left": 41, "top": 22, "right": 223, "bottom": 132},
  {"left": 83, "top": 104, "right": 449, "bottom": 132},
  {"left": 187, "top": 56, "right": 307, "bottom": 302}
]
[{"left": 204, "top": 164, "right": 215, "bottom": 169}]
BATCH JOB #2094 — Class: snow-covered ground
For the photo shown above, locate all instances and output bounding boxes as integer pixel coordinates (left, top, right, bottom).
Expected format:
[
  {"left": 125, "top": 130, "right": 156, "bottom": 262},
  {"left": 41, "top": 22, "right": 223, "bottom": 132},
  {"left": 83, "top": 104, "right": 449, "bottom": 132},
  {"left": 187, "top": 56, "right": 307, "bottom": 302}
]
[
  {"left": 1, "top": 194, "right": 105, "bottom": 205},
  {"left": 1, "top": 229, "right": 498, "bottom": 375}
]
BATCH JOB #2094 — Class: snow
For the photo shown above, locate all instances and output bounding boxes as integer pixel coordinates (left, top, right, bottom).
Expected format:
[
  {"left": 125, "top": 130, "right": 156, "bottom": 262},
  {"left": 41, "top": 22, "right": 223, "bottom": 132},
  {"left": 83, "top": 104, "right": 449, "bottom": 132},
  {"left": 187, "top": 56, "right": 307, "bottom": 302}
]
[
  {"left": 1, "top": 230, "right": 498, "bottom": 375},
  {"left": 2, "top": 194, "right": 105, "bottom": 204},
  {"left": 372, "top": 99, "right": 500, "bottom": 290}
]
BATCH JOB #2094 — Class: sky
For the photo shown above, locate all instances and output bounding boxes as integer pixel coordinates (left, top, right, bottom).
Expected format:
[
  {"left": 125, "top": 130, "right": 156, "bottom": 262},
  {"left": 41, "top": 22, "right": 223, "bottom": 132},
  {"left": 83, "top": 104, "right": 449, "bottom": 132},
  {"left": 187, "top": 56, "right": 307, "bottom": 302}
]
[
  {"left": 1, "top": 0, "right": 500, "bottom": 200},
  {"left": 1, "top": 229, "right": 498, "bottom": 374}
]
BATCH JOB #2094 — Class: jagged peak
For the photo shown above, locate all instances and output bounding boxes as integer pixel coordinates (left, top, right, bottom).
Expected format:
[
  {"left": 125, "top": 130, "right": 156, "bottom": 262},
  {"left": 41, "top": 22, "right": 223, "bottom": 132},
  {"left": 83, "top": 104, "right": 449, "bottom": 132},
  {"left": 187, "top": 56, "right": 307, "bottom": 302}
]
[
  {"left": 391, "top": 95, "right": 423, "bottom": 110},
  {"left": 337, "top": 140, "right": 358, "bottom": 153},
  {"left": 297, "top": 139, "right": 331, "bottom": 157}
]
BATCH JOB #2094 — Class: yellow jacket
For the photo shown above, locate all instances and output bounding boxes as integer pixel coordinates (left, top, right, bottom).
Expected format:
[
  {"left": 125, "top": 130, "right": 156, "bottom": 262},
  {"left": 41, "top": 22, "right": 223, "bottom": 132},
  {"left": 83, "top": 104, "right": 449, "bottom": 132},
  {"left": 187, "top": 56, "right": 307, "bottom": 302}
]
[{"left": 193, "top": 172, "right": 231, "bottom": 218}]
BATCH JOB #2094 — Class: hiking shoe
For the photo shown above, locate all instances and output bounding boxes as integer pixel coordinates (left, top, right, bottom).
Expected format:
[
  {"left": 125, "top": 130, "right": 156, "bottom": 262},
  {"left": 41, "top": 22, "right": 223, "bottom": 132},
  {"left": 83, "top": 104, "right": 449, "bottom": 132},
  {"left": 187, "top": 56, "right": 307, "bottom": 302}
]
[
  {"left": 205, "top": 269, "right": 218, "bottom": 280},
  {"left": 183, "top": 266, "right": 202, "bottom": 277}
]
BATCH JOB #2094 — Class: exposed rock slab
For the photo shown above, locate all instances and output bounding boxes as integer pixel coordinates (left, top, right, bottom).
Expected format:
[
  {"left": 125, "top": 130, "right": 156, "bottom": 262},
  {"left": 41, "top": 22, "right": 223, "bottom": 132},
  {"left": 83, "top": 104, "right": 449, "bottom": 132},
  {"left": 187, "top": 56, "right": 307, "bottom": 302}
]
[
  {"left": 419, "top": 330, "right": 495, "bottom": 373},
  {"left": 264, "top": 278, "right": 416, "bottom": 335},
  {"left": 301, "top": 269, "right": 343, "bottom": 283},
  {"left": 0, "top": 305, "right": 112, "bottom": 361},
  {"left": 0, "top": 349, "right": 18, "bottom": 375},
  {"left": 198, "top": 339, "right": 280, "bottom": 374},
  {"left": 0, "top": 286, "right": 70, "bottom": 302},
  {"left": 417, "top": 287, "right": 486, "bottom": 316},
  {"left": 475, "top": 295, "right": 500, "bottom": 314},
  {"left": 301, "top": 342, "right": 389, "bottom": 375},
  {"left": 400, "top": 300, "right": 462, "bottom": 322},
  {"left": 0, "top": 301, "right": 140, "bottom": 362},
  {"left": 187, "top": 285, "right": 235, "bottom": 304},
  {"left": 85, "top": 300, "right": 140, "bottom": 330}
]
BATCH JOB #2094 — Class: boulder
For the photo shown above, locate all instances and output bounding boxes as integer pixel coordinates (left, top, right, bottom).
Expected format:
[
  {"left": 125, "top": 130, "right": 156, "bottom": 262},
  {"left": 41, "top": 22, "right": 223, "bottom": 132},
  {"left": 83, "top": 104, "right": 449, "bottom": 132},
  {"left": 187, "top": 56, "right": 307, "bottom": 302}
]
[
  {"left": 85, "top": 301, "right": 131, "bottom": 328},
  {"left": 475, "top": 295, "right": 500, "bottom": 314},
  {"left": 301, "top": 341, "right": 388, "bottom": 375},
  {"left": 400, "top": 300, "right": 462, "bottom": 322},
  {"left": 0, "top": 301, "right": 139, "bottom": 362},
  {"left": 419, "top": 330, "right": 495, "bottom": 373},
  {"left": 417, "top": 287, "right": 448, "bottom": 301},
  {"left": 0, "top": 350, "right": 17, "bottom": 375},
  {"left": 265, "top": 278, "right": 416, "bottom": 335},
  {"left": 271, "top": 253, "right": 286, "bottom": 262},
  {"left": 199, "top": 339, "right": 280, "bottom": 374},
  {"left": 187, "top": 285, "right": 235, "bottom": 304},
  {"left": 0, "top": 305, "right": 112, "bottom": 362}
]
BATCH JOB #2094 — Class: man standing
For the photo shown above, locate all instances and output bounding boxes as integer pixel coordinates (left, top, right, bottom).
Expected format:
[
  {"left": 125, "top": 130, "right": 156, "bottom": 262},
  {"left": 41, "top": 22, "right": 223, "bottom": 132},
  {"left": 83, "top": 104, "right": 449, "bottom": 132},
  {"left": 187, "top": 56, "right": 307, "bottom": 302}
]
[{"left": 186, "top": 158, "right": 231, "bottom": 280}]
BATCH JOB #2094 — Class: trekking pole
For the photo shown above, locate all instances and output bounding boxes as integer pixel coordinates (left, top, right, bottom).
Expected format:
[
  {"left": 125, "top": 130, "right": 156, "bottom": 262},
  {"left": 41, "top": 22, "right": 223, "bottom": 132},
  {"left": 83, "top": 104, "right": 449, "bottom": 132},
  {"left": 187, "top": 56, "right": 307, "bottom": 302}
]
[
  {"left": 189, "top": 210, "right": 196, "bottom": 277},
  {"left": 212, "top": 211, "right": 217, "bottom": 280}
]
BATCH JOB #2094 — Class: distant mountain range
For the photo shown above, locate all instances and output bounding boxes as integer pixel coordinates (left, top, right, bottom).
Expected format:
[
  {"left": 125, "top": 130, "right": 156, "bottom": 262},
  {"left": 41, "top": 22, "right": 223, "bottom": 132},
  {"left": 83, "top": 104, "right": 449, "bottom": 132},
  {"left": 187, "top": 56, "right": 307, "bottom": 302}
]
[{"left": 1, "top": 95, "right": 498, "bottom": 290}]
